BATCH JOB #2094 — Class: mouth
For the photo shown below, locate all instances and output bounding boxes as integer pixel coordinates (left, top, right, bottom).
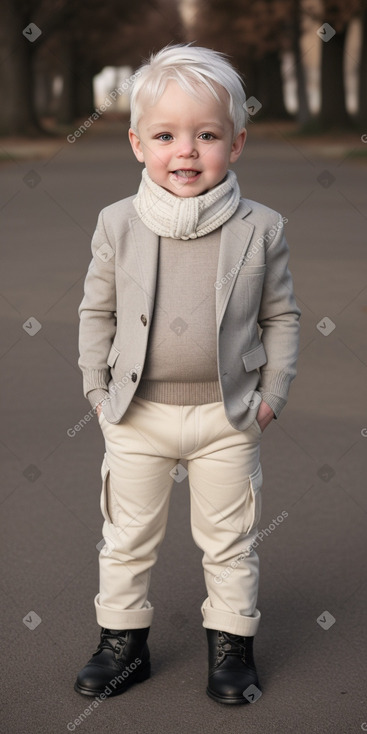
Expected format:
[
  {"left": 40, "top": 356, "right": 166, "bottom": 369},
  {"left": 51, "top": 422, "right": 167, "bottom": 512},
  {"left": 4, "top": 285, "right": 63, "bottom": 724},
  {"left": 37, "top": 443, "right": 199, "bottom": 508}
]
[{"left": 170, "top": 169, "right": 201, "bottom": 183}]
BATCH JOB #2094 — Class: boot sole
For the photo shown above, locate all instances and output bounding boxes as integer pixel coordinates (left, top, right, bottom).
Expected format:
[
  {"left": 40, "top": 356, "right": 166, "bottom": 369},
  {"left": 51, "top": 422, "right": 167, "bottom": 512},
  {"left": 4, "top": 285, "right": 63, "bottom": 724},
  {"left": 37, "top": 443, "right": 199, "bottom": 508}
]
[
  {"left": 74, "top": 662, "right": 151, "bottom": 697},
  {"left": 206, "top": 683, "right": 262, "bottom": 705}
]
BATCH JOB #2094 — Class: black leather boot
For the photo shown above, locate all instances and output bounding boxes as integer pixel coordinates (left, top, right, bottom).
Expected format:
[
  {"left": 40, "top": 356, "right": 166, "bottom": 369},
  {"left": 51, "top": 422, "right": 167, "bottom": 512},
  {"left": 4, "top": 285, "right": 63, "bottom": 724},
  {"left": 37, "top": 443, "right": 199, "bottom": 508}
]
[
  {"left": 74, "top": 627, "right": 151, "bottom": 697},
  {"left": 206, "top": 629, "right": 261, "bottom": 704}
]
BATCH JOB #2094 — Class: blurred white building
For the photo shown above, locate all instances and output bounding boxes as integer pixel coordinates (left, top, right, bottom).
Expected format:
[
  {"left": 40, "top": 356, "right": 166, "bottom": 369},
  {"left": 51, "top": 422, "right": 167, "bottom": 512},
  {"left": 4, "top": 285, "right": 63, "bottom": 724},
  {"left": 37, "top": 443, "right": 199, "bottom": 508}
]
[{"left": 93, "top": 66, "right": 132, "bottom": 111}]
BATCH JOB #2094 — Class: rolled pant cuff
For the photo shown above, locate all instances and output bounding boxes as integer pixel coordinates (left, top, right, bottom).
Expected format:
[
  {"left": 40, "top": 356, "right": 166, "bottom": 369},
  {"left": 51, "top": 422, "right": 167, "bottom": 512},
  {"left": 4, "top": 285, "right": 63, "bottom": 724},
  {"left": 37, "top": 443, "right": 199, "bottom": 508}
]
[
  {"left": 201, "top": 599, "right": 261, "bottom": 636},
  {"left": 94, "top": 594, "right": 154, "bottom": 629}
]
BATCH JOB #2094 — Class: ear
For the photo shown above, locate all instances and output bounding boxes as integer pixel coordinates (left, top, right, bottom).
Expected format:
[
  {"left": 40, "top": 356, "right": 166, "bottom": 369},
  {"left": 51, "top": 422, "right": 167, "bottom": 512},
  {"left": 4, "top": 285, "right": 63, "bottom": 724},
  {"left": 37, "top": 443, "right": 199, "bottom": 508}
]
[
  {"left": 229, "top": 128, "right": 247, "bottom": 163},
  {"left": 128, "top": 128, "right": 145, "bottom": 163}
]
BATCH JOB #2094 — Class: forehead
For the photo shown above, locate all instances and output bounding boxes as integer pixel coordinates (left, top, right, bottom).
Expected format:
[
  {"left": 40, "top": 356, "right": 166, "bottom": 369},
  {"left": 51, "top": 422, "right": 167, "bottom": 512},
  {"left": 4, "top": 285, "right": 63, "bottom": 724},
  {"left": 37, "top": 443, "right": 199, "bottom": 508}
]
[{"left": 139, "top": 79, "right": 232, "bottom": 127}]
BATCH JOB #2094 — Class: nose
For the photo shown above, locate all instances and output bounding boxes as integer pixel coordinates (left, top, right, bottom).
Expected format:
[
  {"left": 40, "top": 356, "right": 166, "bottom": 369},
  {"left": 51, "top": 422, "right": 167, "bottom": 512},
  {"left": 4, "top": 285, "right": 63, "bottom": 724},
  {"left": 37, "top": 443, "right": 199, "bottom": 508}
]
[{"left": 176, "top": 136, "right": 198, "bottom": 158}]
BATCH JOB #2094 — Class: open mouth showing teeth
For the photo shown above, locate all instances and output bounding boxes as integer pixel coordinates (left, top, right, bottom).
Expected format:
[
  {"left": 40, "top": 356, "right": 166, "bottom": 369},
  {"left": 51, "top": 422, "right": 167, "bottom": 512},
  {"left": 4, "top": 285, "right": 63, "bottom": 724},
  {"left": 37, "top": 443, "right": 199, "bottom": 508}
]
[{"left": 172, "top": 170, "right": 200, "bottom": 177}]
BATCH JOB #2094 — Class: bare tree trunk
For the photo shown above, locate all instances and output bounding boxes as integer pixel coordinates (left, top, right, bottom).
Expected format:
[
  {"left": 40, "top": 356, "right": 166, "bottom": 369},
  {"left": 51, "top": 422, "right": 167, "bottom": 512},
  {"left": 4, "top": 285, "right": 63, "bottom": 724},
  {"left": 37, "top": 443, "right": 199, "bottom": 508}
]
[
  {"left": 35, "top": 69, "right": 55, "bottom": 117},
  {"left": 75, "top": 63, "right": 95, "bottom": 118},
  {"left": 292, "top": 0, "right": 311, "bottom": 125},
  {"left": 257, "top": 51, "right": 292, "bottom": 119},
  {"left": 358, "top": 1, "right": 367, "bottom": 126},
  {"left": 238, "top": 56, "right": 256, "bottom": 102},
  {"left": 319, "top": 25, "right": 351, "bottom": 129},
  {"left": 56, "top": 34, "right": 78, "bottom": 125},
  {"left": 0, "top": 0, "right": 41, "bottom": 135}
]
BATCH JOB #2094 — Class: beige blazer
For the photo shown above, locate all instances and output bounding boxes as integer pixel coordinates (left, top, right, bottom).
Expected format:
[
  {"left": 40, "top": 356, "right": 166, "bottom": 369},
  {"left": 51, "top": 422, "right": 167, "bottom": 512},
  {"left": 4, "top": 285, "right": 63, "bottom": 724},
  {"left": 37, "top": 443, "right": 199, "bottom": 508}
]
[{"left": 78, "top": 195, "right": 301, "bottom": 430}]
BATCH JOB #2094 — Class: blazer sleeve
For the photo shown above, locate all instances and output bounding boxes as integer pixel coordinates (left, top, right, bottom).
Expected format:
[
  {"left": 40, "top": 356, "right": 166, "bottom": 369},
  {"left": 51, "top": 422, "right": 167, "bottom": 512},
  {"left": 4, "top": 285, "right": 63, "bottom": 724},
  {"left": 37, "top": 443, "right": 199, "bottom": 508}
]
[
  {"left": 257, "top": 221, "right": 301, "bottom": 419},
  {"left": 78, "top": 209, "right": 117, "bottom": 400}
]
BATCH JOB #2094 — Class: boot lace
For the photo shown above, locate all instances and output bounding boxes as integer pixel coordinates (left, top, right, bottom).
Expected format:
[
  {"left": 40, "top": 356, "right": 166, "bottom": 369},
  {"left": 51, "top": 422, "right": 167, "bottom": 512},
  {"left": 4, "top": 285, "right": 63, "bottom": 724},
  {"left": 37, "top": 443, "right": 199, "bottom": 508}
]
[
  {"left": 93, "top": 629, "right": 128, "bottom": 658},
  {"left": 216, "top": 631, "right": 246, "bottom": 665}
]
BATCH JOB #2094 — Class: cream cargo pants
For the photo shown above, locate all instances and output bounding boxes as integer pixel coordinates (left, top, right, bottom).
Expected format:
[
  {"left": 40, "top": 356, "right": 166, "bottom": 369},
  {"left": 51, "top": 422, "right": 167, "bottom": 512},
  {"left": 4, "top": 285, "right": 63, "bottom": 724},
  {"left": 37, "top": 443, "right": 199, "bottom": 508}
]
[{"left": 95, "top": 395, "right": 263, "bottom": 637}]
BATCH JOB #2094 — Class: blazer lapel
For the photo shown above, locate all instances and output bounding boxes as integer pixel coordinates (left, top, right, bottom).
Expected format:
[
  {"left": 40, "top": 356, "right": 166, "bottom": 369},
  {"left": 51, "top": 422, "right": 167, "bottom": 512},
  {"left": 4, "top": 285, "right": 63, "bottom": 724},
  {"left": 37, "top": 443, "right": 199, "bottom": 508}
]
[
  {"left": 129, "top": 198, "right": 254, "bottom": 330},
  {"left": 215, "top": 199, "right": 254, "bottom": 328}
]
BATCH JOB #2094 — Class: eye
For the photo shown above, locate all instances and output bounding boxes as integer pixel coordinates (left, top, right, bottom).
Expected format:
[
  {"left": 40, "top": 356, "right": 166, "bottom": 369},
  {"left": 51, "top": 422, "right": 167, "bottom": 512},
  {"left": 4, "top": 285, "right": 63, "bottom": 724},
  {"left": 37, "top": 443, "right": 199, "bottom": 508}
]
[
  {"left": 199, "top": 132, "right": 215, "bottom": 141},
  {"left": 156, "top": 133, "right": 173, "bottom": 141}
]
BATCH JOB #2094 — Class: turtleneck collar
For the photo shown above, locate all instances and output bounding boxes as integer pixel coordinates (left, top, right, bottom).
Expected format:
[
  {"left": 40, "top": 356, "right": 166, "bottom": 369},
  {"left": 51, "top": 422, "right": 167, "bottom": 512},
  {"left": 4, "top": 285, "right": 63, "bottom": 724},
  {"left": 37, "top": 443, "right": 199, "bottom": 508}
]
[{"left": 133, "top": 167, "right": 241, "bottom": 240}]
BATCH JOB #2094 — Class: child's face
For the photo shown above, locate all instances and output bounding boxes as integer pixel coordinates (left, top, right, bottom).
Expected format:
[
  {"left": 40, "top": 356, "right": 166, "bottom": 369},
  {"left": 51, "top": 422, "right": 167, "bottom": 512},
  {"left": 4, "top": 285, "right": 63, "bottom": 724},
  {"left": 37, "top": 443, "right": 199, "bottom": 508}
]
[{"left": 128, "top": 80, "right": 246, "bottom": 197}]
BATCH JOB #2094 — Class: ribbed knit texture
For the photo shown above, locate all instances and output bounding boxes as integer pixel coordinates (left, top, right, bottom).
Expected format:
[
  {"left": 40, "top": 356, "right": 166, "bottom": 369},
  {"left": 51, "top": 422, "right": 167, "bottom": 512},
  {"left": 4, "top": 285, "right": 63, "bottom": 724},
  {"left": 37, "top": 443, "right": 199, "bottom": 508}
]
[
  {"left": 133, "top": 168, "right": 240, "bottom": 240},
  {"left": 134, "top": 228, "right": 223, "bottom": 405}
]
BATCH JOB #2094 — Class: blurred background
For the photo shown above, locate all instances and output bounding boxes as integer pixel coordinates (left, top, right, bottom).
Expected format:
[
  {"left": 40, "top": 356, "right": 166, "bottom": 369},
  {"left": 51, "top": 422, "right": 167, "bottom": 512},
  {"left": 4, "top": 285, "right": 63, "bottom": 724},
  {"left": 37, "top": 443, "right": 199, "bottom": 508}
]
[
  {"left": 0, "top": 0, "right": 366, "bottom": 137},
  {"left": 1, "top": 4, "right": 367, "bottom": 733}
]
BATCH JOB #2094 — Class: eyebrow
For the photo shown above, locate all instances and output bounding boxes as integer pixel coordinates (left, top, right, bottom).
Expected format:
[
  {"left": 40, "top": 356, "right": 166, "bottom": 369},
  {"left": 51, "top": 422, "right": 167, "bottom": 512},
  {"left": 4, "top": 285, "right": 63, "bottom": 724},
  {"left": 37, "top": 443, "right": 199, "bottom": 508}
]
[{"left": 146, "top": 121, "right": 225, "bottom": 131}]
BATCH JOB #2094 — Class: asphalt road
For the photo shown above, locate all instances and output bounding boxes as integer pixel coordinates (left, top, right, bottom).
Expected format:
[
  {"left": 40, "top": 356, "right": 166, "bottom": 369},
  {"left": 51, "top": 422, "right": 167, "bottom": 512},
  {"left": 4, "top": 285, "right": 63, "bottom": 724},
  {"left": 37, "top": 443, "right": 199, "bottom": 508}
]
[{"left": 1, "top": 118, "right": 366, "bottom": 734}]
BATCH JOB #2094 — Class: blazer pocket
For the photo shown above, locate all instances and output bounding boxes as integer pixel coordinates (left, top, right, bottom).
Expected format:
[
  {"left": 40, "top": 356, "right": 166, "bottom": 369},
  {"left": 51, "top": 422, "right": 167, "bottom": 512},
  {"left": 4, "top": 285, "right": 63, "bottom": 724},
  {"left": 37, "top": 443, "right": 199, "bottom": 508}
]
[
  {"left": 240, "top": 264, "right": 267, "bottom": 275},
  {"left": 107, "top": 343, "right": 120, "bottom": 368},
  {"left": 241, "top": 342, "right": 267, "bottom": 372}
]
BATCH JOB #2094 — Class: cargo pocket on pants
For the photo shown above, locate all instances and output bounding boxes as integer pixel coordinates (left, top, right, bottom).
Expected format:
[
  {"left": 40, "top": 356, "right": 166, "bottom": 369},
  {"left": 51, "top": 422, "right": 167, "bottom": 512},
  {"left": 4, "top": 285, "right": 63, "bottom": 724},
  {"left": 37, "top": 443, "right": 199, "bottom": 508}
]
[
  {"left": 99, "top": 454, "right": 116, "bottom": 556},
  {"left": 243, "top": 463, "right": 263, "bottom": 535}
]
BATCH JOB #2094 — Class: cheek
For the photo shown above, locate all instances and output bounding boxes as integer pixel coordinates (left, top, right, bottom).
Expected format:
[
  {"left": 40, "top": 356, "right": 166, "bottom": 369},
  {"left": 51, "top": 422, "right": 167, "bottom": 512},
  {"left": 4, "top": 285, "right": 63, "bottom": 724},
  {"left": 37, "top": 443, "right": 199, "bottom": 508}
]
[
  {"left": 146, "top": 147, "right": 170, "bottom": 167},
  {"left": 207, "top": 144, "right": 231, "bottom": 165}
]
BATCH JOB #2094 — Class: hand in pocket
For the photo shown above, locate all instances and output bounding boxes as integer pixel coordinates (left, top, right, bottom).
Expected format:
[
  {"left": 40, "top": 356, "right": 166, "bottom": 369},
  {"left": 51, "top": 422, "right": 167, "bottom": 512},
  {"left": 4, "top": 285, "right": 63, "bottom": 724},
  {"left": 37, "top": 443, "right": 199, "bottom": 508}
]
[{"left": 256, "top": 400, "right": 274, "bottom": 432}]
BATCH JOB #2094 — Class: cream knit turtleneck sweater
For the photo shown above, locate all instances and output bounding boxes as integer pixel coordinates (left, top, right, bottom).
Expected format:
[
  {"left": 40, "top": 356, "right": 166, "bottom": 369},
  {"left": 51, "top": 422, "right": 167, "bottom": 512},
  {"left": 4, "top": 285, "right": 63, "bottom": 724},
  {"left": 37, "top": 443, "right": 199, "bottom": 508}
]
[{"left": 133, "top": 167, "right": 240, "bottom": 240}]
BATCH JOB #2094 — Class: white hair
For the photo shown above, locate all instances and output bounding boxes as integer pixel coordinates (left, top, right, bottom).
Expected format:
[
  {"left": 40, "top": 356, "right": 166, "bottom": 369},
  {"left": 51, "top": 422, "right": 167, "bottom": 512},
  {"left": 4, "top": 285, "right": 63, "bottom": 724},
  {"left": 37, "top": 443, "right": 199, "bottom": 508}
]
[{"left": 128, "top": 42, "right": 247, "bottom": 139}]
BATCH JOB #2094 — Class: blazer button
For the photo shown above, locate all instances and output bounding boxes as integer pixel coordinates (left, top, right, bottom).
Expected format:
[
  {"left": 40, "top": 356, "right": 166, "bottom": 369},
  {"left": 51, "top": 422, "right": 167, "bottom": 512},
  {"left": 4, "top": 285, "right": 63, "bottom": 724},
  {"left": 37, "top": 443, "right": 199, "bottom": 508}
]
[
  {"left": 140, "top": 314, "right": 147, "bottom": 326},
  {"left": 131, "top": 372, "right": 137, "bottom": 382}
]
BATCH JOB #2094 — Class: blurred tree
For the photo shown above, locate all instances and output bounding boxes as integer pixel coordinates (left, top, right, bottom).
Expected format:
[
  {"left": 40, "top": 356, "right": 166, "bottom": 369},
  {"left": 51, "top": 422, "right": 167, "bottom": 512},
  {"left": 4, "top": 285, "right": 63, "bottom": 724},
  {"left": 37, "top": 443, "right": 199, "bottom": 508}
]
[
  {"left": 0, "top": 0, "right": 76, "bottom": 135},
  {"left": 190, "top": 0, "right": 365, "bottom": 128},
  {"left": 289, "top": 0, "right": 312, "bottom": 125},
  {"left": 49, "top": 0, "right": 184, "bottom": 124},
  {"left": 357, "top": 0, "right": 367, "bottom": 125},
  {"left": 318, "top": 0, "right": 360, "bottom": 129},
  {"left": 304, "top": 0, "right": 362, "bottom": 129},
  {"left": 189, "top": 0, "right": 294, "bottom": 120},
  {"left": 0, "top": 0, "right": 184, "bottom": 135}
]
